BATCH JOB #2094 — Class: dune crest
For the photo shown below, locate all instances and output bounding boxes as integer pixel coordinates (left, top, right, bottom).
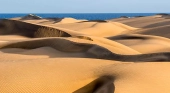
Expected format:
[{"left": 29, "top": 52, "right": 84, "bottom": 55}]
[{"left": 57, "top": 17, "right": 87, "bottom": 24}]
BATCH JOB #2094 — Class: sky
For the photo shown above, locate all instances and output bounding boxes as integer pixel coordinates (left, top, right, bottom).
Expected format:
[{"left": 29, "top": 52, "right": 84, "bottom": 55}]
[{"left": 0, "top": 0, "right": 170, "bottom": 13}]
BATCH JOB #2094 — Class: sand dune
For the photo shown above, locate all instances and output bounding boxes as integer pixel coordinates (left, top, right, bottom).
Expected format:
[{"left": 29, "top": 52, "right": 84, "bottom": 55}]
[
  {"left": 46, "top": 21, "right": 137, "bottom": 37},
  {"left": 108, "top": 34, "right": 170, "bottom": 53},
  {"left": 1, "top": 14, "right": 170, "bottom": 93},
  {"left": 12, "top": 18, "right": 138, "bottom": 37},
  {"left": 58, "top": 18, "right": 87, "bottom": 24},
  {"left": 110, "top": 15, "right": 170, "bottom": 28},
  {"left": 0, "top": 19, "right": 73, "bottom": 37},
  {"left": 1, "top": 58, "right": 170, "bottom": 93},
  {"left": 130, "top": 25, "right": 170, "bottom": 38}
]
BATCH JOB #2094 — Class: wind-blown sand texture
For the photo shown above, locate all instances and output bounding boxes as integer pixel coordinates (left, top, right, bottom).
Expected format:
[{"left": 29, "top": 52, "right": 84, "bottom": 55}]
[{"left": 1, "top": 14, "right": 170, "bottom": 93}]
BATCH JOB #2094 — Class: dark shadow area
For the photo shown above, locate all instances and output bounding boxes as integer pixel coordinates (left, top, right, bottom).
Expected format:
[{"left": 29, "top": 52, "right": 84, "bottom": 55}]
[
  {"left": 162, "top": 15, "right": 170, "bottom": 19},
  {"left": 0, "top": 19, "right": 39, "bottom": 37},
  {"left": 45, "top": 18, "right": 63, "bottom": 23},
  {"left": 0, "top": 19, "right": 71, "bottom": 38},
  {"left": 73, "top": 75, "right": 115, "bottom": 93},
  {"left": 114, "top": 16, "right": 170, "bottom": 28},
  {"left": 143, "top": 20, "right": 170, "bottom": 28},
  {"left": 78, "top": 20, "right": 107, "bottom": 23},
  {"left": 74, "top": 36, "right": 93, "bottom": 41},
  {"left": 132, "top": 25, "right": 170, "bottom": 39},
  {"left": 0, "top": 48, "right": 96, "bottom": 59},
  {"left": 108, "top": 35, "right": 147, "bottom": 40}
]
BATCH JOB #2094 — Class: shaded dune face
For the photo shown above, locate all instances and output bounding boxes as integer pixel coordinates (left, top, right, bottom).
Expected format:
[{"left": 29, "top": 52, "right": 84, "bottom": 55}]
[
  {"left": 0, "top": 19, "right": 39, "bottom": 37},
  {"left": 74, "top": 36, "right": 94, "bottom": 41},
  {"left": 108, "top": 34, "right": 147, "bottom": 40},
  {"left": 132, "top": 25, "right": 170, "bottom": 38},
  {"left": 74, "top": 76, "right": 115, "bottom": 93},
  {"left": 1, "top": 38, "right": 170, "bottom": 62},
  {"left": 108, "top": 34, "right": 170, "bottom": 53},
  {"left": 0, "top": 38, "right": 93, "bottom": 52},
  {"left": 34, "top": 27, "right": 71, "bottom": 38},
  {"left": 161, "top": 15, "right": 170, "bottom": 19},
  {"left": 45, "top": 18, "right": 63, "bottom": 23},
  {"left": 79, "top": 20, "right": 107, "bottom": 23},
  {"left": 0, "top": 19, "right": 71, "bottom": 38},
  {"left": 110, "top": 15, "right": 170, "bottom": 28}
]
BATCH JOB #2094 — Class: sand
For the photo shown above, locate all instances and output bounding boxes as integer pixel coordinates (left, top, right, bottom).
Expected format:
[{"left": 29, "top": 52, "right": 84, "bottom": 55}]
[{"left": 1, "top": 14, "right": 170, "bottom": 93}]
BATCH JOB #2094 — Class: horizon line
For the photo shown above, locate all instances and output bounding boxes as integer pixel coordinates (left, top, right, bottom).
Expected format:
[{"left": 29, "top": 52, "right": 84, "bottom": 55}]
[{"left": 0, "top": 12, "right": 170, "bottom": 14}]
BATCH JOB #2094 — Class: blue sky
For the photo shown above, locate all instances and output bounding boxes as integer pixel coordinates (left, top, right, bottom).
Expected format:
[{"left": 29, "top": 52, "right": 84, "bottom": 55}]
[{"left": 0, "top": 0, "right": 170, "bottom": 13}]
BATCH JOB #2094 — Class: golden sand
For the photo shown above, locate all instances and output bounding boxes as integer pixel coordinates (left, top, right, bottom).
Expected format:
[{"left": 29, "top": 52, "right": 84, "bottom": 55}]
[{"left": 1, "top": 15, "right": 170, "bottom": 93}]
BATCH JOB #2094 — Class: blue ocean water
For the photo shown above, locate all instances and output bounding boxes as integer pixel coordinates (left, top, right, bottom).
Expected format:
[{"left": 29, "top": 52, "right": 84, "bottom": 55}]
[{"left": 0, "top": 13, "right": 167, "bottom": 20}]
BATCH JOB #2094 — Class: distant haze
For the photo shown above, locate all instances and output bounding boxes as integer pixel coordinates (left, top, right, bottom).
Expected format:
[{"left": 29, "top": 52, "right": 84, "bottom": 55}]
[{"left": 0, "top": 0, "right": 170, "bottom": 13}]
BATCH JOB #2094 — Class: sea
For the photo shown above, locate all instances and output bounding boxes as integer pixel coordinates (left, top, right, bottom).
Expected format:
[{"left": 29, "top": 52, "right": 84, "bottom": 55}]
[{"left": 0, "top": 13, "right": 168, "bottom": 20}]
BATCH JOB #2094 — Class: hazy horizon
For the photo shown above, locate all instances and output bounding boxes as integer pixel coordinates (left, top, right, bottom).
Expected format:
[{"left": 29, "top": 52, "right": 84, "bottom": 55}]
[
  {"left": 0, "top": 0, "right": 170, "bottom": 13},
  {"left": 1, "top": 12, "right": 169, "bottom": 14}
]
